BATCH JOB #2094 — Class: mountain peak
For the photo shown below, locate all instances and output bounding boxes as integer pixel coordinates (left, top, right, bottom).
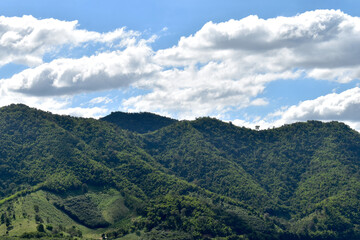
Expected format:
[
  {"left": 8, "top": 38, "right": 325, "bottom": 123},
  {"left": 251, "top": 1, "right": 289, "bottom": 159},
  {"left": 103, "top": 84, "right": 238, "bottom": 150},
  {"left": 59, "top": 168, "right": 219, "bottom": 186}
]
[{"left": 100, "top": 111, "right": 177, "bottom": 133}]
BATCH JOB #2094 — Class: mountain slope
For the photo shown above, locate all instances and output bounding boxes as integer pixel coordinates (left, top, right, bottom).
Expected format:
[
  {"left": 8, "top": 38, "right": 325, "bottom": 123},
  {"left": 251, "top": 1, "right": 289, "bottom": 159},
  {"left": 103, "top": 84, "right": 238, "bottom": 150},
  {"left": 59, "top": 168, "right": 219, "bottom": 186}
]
[{"left": 141, "top": 121, "right": 272, "bottom": 208}]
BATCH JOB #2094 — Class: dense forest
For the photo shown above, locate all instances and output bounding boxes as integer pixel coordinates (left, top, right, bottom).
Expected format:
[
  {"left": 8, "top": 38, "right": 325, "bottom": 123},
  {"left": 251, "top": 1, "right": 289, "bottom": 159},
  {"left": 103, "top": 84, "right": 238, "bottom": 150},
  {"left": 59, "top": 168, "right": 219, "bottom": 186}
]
[{"left": 0, "top": 104, "right": 360, "bottom": 239}]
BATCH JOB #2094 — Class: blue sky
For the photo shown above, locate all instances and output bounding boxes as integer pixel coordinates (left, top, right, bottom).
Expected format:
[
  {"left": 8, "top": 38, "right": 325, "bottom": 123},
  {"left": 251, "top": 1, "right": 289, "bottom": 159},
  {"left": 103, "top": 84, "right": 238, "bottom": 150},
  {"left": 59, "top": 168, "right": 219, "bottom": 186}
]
[{"left": 1, "top": 0, "right": 360, "bottom": 130}]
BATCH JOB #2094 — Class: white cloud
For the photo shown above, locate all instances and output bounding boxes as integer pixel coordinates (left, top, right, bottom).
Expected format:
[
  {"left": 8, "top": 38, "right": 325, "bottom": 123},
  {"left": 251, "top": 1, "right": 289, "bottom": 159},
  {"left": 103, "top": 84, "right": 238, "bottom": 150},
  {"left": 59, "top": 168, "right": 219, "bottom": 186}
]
[
  {"left": 124, "top": 68, "right": 298, "bottom": 119},
  {"left": 233, "top": 87, "right": 360, "bottom": 131},
  {"left": 0, "top": 92, "right": 109, "bottom": 119},
  {"left": 278, "top": 87, "right": 360, "bottom": 125},
  {"left": 53, "top": 106, "right": 109, "bottom": 118},
  {"left": 2, "top": 43, "right": 159, "bottom": 96},
  {"left": 89, "top": 96, "right": 113, "bottom": 105},
  {"left": 124, "top": 10, "right": 360, "bottom": 118},
  {"left": 123, "top": 9, "right": 360, "bottom": 117},
  {"left": 3, "top": 10, "right": 360, "bottom": 122},
  {"left": 0, "top": 15, "right": 138, "bottom": 67},
  {"left": 155, "top": 9, "right": 360, "bottom": 77}
]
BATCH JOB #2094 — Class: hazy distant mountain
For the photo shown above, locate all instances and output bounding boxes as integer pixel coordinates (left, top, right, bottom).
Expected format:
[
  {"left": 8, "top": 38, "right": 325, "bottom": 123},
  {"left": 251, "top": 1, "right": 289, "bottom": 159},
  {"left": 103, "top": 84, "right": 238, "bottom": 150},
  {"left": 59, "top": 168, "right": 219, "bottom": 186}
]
[{"left": 1, "top": 104, "right": 360, "bottom": 239}]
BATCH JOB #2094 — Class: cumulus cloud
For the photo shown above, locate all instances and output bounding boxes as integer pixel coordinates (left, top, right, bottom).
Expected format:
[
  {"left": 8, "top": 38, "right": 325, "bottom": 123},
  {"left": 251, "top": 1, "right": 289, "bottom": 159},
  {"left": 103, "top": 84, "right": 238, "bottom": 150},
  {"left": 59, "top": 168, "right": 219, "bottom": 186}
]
[
  {"left": 278, "top": 87, "right": 360, "bottom": 124},
  {"left": 0, "top": 15, "right": 150, "bottom": 118},
  {"left": 155, "top": 10, "right": 360, "bottom": 79},
  {"left": 233, "top": 87, "right": 360, "bottom": 131},
  {"left": 124, "top": 68, "right": 299, "bottom": 119},
  {"left": 2, "top": 10, "right": 360, "bottom": 122},
  {"left": 2, "top": 43, "right": 159, "bottom": 96},
  {"left": 124, "top": 9, "right": 360, "bottom": 117},
  {"left": 0, "top": 15, "right": 138, "bottom": 67}
]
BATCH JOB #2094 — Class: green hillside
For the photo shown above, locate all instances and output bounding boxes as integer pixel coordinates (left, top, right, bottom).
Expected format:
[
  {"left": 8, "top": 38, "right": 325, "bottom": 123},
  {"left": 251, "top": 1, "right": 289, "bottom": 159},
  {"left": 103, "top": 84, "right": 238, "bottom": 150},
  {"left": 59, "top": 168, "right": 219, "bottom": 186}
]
[{"left": 1, "top": 104, "right": 360, "bottom": 239}]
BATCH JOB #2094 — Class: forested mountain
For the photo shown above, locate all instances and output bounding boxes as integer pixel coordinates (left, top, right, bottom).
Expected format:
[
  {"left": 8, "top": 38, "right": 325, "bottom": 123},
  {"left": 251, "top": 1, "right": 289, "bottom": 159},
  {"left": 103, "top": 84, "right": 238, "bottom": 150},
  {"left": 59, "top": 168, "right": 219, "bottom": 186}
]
[
  {"left": 1, "top": 104, "right": 360, "bottom": 240},
  {"left": 100, "top": 111, "right": 177, "bottom": 133}
]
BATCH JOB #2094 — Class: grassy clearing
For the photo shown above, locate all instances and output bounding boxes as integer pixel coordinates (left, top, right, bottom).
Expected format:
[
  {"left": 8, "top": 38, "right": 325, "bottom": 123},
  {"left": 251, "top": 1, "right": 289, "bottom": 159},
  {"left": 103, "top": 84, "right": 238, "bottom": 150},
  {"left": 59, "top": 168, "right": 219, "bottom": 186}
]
[
  {"left": 0, "top": 184, "right": 43, "bottom": 206},
  {"left": 115, "top": 232, "right": 142, "bottom": 240},
  {"left": 86, "top": 188, "right": 131, "bottom": 224},
  {"left": 0, "top": 187, "right": 134, "bottom": 239},
  {"left": 0, "top": 190, "right": 85, "bottom": 237}
]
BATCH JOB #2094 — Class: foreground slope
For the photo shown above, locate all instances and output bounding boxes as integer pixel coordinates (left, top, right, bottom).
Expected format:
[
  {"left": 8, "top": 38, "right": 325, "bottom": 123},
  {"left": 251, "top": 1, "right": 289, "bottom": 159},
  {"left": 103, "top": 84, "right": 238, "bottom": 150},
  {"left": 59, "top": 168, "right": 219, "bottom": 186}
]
[{"left": 1, "top": 104, "right": 360, "bottom": 239}]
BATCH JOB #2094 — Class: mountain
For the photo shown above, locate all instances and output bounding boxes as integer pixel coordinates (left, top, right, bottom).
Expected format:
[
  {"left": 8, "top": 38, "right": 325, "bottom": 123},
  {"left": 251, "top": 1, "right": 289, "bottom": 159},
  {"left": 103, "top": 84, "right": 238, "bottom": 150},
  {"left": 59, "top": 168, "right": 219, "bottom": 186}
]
[
  {"left": 1, "top": 104, "right": 360, "bottom": 240},
  {"left": 100, "top": 111, "right": 177, "bottom": 133}
]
